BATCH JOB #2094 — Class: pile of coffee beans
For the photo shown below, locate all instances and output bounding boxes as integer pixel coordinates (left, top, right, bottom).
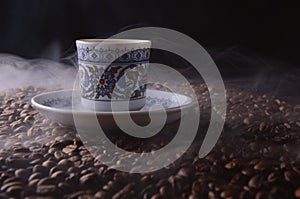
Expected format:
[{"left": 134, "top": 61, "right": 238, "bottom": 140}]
[{"left": 0, "top": 84, "right": 299, "bottom": 199}]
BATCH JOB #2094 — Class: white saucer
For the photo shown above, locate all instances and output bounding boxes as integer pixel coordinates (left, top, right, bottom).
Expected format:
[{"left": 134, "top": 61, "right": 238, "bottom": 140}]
[{"left": 31, "top": 89, "right": 195, "bottom": 130}]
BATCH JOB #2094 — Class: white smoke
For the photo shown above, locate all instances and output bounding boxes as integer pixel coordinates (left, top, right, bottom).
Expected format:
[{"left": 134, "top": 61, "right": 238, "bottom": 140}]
[{"left": 0, "top": 53, "right": 77, "bottom": 90}]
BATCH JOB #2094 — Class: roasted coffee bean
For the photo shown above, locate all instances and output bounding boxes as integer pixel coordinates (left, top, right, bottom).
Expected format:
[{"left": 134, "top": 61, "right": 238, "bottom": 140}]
[
  {"left": 6, "top": 185, "right": 24, "bottom": 197},
  {"left": 284, "top": 170, "right": 299, "bottom": 183},
  {"left": 37, "top": 185, "right": 57, "bottom": 195},
  {"left": 1, "top": 181, "right": 23, "bottom": 192},
  {"left": 95, "top": 190, "right": 109, "bottom": 199},
  {"left": 78, "top": 194, "right": 95, "bottom": 199},
  {"left": 42, "top": 160, "right": 56, "bottom": 168},
  {"left": 58, "top": 159, "right": 72, "bottom": 167},
  {"left": 58, "top": 182, "right": 72, "bottom": 194},
  {"left": 32, "top": 165, "right": 49, "bottom": 174},
  {"left": 28, "top": 172, "right": 44, "bottom": 181},
  {"left": 220, "top": 189, "right": 237, "bottom": 198},
  {"left": 248, "top": 175, "right": 263, "bottom": 189},
  {"left": 177, "top": 167, "right": 194, "bottom": 179},
  {"left": 192, "top": 180, "right": 205, "bottom": 195},
  {"left": 28, "top": 178, "right": 39, "bottom": 187},
  {"left": 12, "top": 146, "right": 30, "bottom": 153},
  {"left": 295, "top": 187, "right": 300, "bottom": 198},
  {"left": 112, "top": 183, "right": 134, "bottom": 199},
  {"left": 225, "top": 161, "right": 238, "bottom": 169},
  {"left": 241, "top": 168, "right": 255, "bottom": 176},
  {"left": 293, "top": 166, "right": 300, "bottom": 175},
  {"left": 51, "top": 170, "right": 67, "bottom": 181},
  {"left": 37, "top": 177, "right": 57, "bottom": 186},
  {"left": 267, "top": 172, "right": 280, "bottom": 183},
  {"left": 79, "top": 173, "right": 99, "bottom": 186},
  {"left": 54, "top": 150, "right": 64, "bottom": 159},
  {"left": 6, "top": 156, "right": 29, "bottom": 168},
  {"left": 50, "top": 140, "right": 73, "bottom": 149},
  {"left": 253, "top": 160, "right": 274, "bottom": 171},
  {"left": 188, "top": 194, "right": 200, "bottom": 199},
  {"left": 255, "top": 191, "right": 268, "bottom": 199},
  {"left": 15, "top": 169, "right": 30, "bottom": 181},
  {"left": 3, "top": 176, "right": 23, "bottom": 185},
  {"left": 159, "top": 185, "right": 172, "bottom": 197},
  {"left": 150, "top": 193, "right": 165, "bottom": 199},
  {"left": 63, "top": 144, "right": 78, "bottom": 154},
  {"left": 49, "top": 166, "right": 64, "bottom": 176}
]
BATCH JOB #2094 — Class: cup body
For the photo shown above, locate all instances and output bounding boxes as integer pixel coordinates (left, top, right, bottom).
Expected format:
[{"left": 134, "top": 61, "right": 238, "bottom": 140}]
[{"left": 76, "top": 39, "right": 151, "bottom": 111}]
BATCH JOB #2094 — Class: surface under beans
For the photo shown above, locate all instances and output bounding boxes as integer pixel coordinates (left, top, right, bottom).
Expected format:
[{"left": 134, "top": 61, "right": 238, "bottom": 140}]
[{"left": 0, "top": 84, "right": 299, "bottom": 199}]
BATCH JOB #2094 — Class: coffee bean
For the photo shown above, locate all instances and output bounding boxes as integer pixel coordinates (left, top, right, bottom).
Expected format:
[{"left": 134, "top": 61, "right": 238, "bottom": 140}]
[
  {"left": 33, "top": 165, "right": 49, "bottom": 174},
  {"left": 10, "top": 120, "right": 22, "bottom": 128},
  {"left": 51, "top": 170, "right": 67, "bottom": 181},
  {"left": 3, "top": 176, "right": 22, "bottom": 184},
  {"left": 159, "top": 185, "right": 172, "bottom": 197},
  {"left": 284, "top": 170, "right": 299, "bottom": 183},
  {"left": 38, "top": 177, "right": 57, "bottom": 186},
  {"left": 192, "top": 181, "right": 204, "bottom": 195},
  {"left": 267, "top": 172, "right": 280, "bottom": 183},
  {"left": 255, "top": 191, "right": 268, "bottom": 199},
  {"left": 42, "top": 160, "right": 56, "bottom": 168},
  {"left": 112, "top": 183, "right": 134, "bottom": 199},
  {"left": 241, "top": 168, "right": 255, "bottom": 176},
  {"left": 253, "top": 160, "right": 274, "bottom": 171},
  {"left": 243, "top": 118, "right": 251, "bottom": 125},
  {"left": 220, "top": 189, "right": 237, "bottom": 198},
  {"left": 24, "top": 115, "right": 34, "bottom": 123},
  {"left": 54, "top": 150, "right": 64, "bottom": 160},
  {"left": 177, "top": 167, "right": 194, "bottom": 179},
  {"left": 6, "top": 156, "right": 29, "bottom": 168},
  {"left": 58, "top": 182, "right": 72, "bottom": 194},
  {"left": 28, "top": 178, "right": 39, "bottom": 187},
  {"left": 150, "top": 193, "right": 164, "bottom": 199},
  {"left": 1, "top": 181, "right": 23, "bottom": 192},
  {"left": 15, "top": 169, "right": 30, "bottom": 181},
  {"left": 37, "top": 185, "right": 57, "bottom": 195},
  {"left": 293, "top": 166, "right": 300, "bottom": 175},
  {"left": 79, "top": 173, "right": 99, "bottom": 186},
  {"left": 248, "top": 175, "right": 263, "bottom": 189},
  {"left": 58, "top": 159, "right": 72, "bottom": 167},
  {"left": 94, "top": 190, "right": 109, "bottom": 199},
  {"left": 27, "top": 127, "right": 42, "bottom": 136},
  {"left": 295, "top": 187, "right": 300, "bottom": 198},
  {"left": 78, "top": 194, "right": 96, "bottom": 199},
  {"left": 28, "top": 172, "right": 44, "bottom": 181},
  {"left": 6, "top": 185, "right": 24, "bottom": 197},
  {"left": 188, "top": 194, "right": 200, "bottom": 199},
  {"left": 225, "top": 161, "right": 237, "bottom": 169},
  {"left": 63, "top": 144, "right": 78, "bottom": 154}
]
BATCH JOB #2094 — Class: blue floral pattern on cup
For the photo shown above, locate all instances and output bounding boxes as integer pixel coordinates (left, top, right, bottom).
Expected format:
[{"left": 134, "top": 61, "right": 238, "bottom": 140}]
[{"left": 78, "top": 48, "right": 149, "bottom": 101}]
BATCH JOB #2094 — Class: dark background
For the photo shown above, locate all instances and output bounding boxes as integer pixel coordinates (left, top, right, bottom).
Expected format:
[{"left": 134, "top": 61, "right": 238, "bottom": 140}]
[
  {"left": 0, "top": 0, "right": 299, "bottom": 100},
  {"left": 0, "top": 0, "right": 299, "bottom": 61}
]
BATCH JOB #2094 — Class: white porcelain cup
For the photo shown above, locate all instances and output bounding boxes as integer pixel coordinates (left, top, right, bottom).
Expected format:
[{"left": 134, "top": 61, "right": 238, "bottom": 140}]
[{"left": 76, "top": 39, "right": 151, "bottom": 111}]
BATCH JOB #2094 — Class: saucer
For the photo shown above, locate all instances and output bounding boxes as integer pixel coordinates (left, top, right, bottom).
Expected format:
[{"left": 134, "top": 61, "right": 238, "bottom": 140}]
[{"left": 31, "top": 89, "right": 195, "bottom": 130}]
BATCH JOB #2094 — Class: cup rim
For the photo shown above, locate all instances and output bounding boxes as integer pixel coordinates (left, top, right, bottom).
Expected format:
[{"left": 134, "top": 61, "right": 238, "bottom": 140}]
[{"left": 76, "top": 39, "right": 151, "bottom": 45}]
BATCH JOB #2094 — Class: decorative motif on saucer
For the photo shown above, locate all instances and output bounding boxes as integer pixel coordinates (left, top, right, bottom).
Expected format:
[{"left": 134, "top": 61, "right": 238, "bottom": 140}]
[{"left": 40, "top": 93, "right": 173, "bottom": 110}]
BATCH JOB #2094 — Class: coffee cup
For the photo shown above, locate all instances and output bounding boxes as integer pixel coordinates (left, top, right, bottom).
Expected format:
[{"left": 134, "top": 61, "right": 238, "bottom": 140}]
[{"left": 76, "top": 39, "right": 151, "bottom": 111}]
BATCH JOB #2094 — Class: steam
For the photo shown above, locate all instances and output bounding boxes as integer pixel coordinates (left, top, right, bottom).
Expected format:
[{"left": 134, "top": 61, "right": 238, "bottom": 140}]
[
  {"left": 209, "top": 46, "right": 300, "bottom": 102},
  {"left": 0, "top": 53, "right": 77, "bottom": 90}
]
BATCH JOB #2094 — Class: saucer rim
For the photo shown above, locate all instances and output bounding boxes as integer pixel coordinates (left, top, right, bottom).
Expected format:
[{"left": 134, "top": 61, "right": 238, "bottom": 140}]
[{"left": 31, "top": 89, "right": 196, "bottom": 116}]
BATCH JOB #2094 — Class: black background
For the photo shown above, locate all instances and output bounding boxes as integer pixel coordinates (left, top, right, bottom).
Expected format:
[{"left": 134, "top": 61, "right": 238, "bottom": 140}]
[
  {"left": 0, "top": 0, "right": 299, "bottom": 100},
  {"left": 0, "top": 0, "right": 299, "bottom": 62}
]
